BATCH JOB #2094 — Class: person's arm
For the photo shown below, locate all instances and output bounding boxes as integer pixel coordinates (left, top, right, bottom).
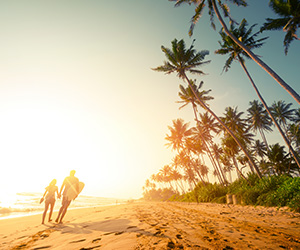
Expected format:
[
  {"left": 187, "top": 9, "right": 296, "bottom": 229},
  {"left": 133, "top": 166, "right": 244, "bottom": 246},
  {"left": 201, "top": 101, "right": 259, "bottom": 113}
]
[
  {"left": 58, "top": 179, "right": 66, "bottom": 199},
  {"left": 40, "top": 189, "right": 47, "bottom": 203}
]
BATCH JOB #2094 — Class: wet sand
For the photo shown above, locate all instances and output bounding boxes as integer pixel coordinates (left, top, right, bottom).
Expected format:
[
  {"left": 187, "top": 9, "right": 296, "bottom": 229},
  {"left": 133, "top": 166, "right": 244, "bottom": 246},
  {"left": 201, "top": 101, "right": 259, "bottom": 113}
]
[{"left": 1, "top": 201, "right": 299, "bottom": 249}]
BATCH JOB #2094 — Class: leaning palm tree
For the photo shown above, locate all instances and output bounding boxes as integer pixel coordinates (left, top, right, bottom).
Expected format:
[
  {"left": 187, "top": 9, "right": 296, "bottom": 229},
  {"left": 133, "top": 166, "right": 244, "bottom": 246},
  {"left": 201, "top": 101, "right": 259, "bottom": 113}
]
[
  {"left": 178, "top": 82, "right": 226, "bottom": 184},
  {"left": 170, "top": 0, "right": 300, "bottom": 104},
  {"left": 153, "top": 38, "right": 261, "bottom": 177},
  {"left": 215, "top": 20, "right": 300, "bottom": 169},
  {"left": 261, "top": 0, "right": 300, "bottom": 55}
]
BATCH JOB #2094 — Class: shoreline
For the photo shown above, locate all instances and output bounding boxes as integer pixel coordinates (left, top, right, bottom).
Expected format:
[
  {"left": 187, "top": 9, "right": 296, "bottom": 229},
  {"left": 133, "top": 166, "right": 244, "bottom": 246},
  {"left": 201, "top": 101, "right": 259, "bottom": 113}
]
[
  {"left": 0, "top": 202, "right": 123, "bottom": 221},
  {"left": 1, "top": 201, "right": 300, "bottom": 249}
]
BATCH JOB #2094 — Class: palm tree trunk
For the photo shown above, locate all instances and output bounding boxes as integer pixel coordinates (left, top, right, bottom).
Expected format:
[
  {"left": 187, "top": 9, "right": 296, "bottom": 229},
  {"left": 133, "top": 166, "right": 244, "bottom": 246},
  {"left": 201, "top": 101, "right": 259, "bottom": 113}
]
[
  {"left": 238, "top": 56, "right": 300, "bottom": 169},
  {"left": 211, "top": 0, "right": 300, "bottom": 105},
  {"left": 232, "top": 157, "right": 247, "bottom": 181},
  {"left": 182, "top": 72, "right": 262, "bottom": 178},
  {"left": 210, "top": 145, "right": 228, "bottom": 183},
  {"left": 191, "top": 104, "right": 226, "bottom": 184},
  {"left": 259, "top": 127, "right": 269, "bottom": 151}
]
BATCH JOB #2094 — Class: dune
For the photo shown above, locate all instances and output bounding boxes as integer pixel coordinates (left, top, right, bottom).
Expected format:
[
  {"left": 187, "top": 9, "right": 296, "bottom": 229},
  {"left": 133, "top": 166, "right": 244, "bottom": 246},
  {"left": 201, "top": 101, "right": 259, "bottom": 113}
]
[{"left": 0, "top": 201, "right": 300, "bottom": 249}]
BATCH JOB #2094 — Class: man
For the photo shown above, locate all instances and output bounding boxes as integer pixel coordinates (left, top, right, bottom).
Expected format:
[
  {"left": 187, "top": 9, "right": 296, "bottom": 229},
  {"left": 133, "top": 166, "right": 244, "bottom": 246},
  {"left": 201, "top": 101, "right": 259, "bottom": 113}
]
[{"left": 55, "top": 170, "right": 79, "bottom": 223}]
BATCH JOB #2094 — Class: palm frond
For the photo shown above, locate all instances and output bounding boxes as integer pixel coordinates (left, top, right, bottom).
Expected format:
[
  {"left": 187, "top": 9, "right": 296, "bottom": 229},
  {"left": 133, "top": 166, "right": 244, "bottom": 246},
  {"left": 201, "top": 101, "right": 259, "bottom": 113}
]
[{"left": 189, "top": 2, "right": 205, "bottom": 36}]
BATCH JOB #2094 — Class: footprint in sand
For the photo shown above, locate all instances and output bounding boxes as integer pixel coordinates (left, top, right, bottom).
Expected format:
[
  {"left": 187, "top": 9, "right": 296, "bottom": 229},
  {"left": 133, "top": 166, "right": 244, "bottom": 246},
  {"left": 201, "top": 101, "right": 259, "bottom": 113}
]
[
  {"left": 92, "top": 237, "right": 101, "bottom": 243},
  {"left": 80, "top": 245, "right": 101, "bottom": 250},
  {"left": 176, "top": 234, "right": 182, "bottom": 239},
  {"left": 32, "top": 246, "right": 52, "bottom": 250},
  {"left": 70, "top": 239, "right": 86, "bottom": 243}
]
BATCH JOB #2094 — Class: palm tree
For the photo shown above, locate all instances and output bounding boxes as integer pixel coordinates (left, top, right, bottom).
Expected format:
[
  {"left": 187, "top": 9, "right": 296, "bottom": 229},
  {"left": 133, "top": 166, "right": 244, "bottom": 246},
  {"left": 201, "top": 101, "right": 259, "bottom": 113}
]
[
  {"left": 170, "top": 0, "right": 300, "bottom": 104},
  {"left": 252, "top": 139, "right": 268, "bottom": 160},
  {"left": 221, "top": 136, "right": 247, "bottom": 179},
  {"left": 267, "top": 143, "right": 295, "bottom": 175},
  {"left": 292, "top": 108, "right": 300, "bottom": 123},
  {"left": 153, "top": 38, "right": 261, "bottom": 177},
  {"left": 288, "top": 123, "right": 300, "bottom": 151},
  {"left": 165, "top": 118, "right": 193, "bottom": 153},
  {"left": 247, "top": 100, "right": 273, "bottom": 150},
  {"left": 178, "top": 82, "right": 226, "bottom": 184},
  {"left": 271, "top": 100, "right": 295, "bottom": 133},
  {"left": 261, "top": 0, "right": 300, "bottom": 55},
  {"left": 215, "top": 19, "right": 300, "bottom": 168},
  {"left": 220, "top": 106, "right": 253, "bottom": 179}
]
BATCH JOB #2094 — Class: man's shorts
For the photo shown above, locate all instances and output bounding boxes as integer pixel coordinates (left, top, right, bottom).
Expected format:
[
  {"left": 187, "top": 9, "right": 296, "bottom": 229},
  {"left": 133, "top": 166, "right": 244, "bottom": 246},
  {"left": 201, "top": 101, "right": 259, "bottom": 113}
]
[{"left": 62, "top": 196, "right": 72, "bottom": 206}]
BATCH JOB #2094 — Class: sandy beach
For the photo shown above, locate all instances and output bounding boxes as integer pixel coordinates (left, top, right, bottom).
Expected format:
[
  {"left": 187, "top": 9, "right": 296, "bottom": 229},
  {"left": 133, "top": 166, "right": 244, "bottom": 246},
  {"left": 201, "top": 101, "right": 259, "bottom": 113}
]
[{"left": 1, "top": 201, "right": 300, "bottom": 249}]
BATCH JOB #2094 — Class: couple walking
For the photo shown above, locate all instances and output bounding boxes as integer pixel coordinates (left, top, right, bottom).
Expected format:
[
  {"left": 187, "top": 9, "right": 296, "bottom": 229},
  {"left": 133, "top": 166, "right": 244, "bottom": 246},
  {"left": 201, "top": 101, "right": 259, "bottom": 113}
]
[{"left": 40, "top": 170, "right": 80, "bottom": 224}]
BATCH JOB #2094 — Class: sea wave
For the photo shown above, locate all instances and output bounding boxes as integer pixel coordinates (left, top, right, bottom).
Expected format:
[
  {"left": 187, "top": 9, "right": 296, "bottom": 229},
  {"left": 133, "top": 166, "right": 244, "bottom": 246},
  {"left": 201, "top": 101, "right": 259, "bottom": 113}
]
[{"left": 0, "top": 193, "right": 126, "bottom": 219}]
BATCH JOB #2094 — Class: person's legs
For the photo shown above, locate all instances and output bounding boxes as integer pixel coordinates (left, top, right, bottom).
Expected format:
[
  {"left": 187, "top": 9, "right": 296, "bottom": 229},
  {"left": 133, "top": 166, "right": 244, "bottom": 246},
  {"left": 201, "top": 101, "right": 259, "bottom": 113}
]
[
  {"left": 55, "top": 199, "right": 65, "bottom": 223},
  {"left": 48, "top": 200, "right": 55, "bottom": 222},
  {"left": 58, "top": 200, "right": 71, "bottom": 223},
  {"left": 42, "top": 202, "right": 50, "bottom": 224}
]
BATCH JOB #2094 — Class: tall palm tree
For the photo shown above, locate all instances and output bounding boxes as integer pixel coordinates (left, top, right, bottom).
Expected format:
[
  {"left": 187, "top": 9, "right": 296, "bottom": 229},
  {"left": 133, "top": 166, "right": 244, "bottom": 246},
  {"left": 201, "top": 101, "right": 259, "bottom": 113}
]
[
  {"left": 178, "top": 82, "right": 226, "bottom": 184},
  {"left": 247, "top": 100, "right": 273, "bottom": 150},
  {"left": 170, "top": 0, "right": 300, "bottom": 104},
  {"left": 220, "top": 106, "right": 253, "bottom": 179},
  {"left": 261, "top": 0, "right": 300, "bottom": 55},
  {"left": 153, "top": 38, "right": 261, "bottom": 177},
  {"left": 216, "top": 20, "right": 300, "bottom": 168}
]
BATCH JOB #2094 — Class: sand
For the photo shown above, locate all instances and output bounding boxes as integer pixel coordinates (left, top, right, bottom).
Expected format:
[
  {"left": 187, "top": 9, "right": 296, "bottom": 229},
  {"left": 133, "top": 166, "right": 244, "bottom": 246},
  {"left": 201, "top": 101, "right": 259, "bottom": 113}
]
[{"left": 0, "top": 201, "right": 300, "bottom": 249}]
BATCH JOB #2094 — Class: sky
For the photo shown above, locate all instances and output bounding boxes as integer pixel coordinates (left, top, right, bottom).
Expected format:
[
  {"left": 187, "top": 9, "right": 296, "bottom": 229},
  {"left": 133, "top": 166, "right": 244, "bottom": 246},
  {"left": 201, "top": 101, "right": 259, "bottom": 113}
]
[{"left": 0, "top": 0, "right": 299, "bottom": 200}]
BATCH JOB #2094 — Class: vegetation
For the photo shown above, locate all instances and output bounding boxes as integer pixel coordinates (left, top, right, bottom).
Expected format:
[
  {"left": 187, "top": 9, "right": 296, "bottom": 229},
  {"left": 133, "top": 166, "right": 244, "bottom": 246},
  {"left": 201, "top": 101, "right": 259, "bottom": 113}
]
[
  {"left": 170, "top": 0, "right": 300, "bottom": 104},
  {"left": 143, "top": 174, "right": 300, "bottom": 212},
  {"left": 143, "top": 2, "right": 300, "bottom": 213}
]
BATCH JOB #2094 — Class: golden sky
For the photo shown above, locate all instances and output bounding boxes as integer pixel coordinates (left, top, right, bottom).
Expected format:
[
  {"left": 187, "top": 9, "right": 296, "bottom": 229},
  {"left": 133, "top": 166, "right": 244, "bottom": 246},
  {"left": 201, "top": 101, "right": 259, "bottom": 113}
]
[{"left": 0, "top": 1, "right": 299, "bottom": 199}]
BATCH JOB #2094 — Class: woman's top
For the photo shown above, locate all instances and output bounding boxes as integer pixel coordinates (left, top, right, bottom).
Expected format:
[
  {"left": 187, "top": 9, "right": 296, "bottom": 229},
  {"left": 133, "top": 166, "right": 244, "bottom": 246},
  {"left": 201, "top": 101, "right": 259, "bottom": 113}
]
[{"left": 45, "top": 185, "right": 58, "bottom": 202}]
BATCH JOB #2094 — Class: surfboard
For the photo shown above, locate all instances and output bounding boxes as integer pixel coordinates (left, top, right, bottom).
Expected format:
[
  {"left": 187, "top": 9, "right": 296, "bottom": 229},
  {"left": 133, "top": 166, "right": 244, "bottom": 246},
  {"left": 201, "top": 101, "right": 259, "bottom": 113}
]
[{"left": 66, "top": 181, "right": 85, "bottom": 201}]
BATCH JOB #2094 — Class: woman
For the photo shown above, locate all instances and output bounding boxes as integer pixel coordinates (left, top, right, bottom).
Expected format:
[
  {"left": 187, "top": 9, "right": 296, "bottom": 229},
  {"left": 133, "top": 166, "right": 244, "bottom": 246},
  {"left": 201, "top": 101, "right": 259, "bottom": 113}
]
[{"left": 40, "top": 179, "right": 58, "bottom": 224}]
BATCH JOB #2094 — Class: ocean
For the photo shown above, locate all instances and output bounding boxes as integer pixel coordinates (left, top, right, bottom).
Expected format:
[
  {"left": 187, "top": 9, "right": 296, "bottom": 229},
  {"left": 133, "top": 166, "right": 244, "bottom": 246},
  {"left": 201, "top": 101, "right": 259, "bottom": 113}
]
[{"left": 0, "top": 192, "right": 124, "bottom": 220}]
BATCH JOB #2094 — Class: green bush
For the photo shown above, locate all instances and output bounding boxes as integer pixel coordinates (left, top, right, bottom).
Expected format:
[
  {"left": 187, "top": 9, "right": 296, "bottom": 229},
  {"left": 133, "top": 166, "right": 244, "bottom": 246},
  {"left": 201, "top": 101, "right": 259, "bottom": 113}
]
[
  {"left": 271, "top": 177, "right": 300, "bottom": 208},
  {"left": 288, "top": 193, "right": 300, "bottom": 212},
  {"left": 162, "top": 175, "right": 300, "bottom": 212},
  {"left": 196, "top": 183, "right": 227, "bottom": 203}
]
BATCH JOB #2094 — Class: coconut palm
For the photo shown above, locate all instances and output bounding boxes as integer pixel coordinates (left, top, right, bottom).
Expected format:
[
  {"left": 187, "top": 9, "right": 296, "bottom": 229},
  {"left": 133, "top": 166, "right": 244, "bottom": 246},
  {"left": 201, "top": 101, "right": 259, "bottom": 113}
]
[
  {"left": 288, "top": 123, "right": 300, "bottom": 151},
  {"left": 178, "top": 80, "right": 214, "bottom": 114},
  {"left": 170, "top": 0, "right": 300, "bottom": 104},
  {"left": 221, "top": 136, "right": 247, "bottom": 179},
  {"left": 215, "top": 19, "right": 300, "bottom": 168},
  {"left": 220, "top": 106, "right": 254, "bottom": 179},
  {"left": 252, "top": 139, "right": 268, "bottom": 160},
  {"left": 247, "top": 100, "right": 273, "bottom": 150},
  {"left": 215, "top": 19, "right": 268, "bottom": 73},
  {"left": 267, "top": 143, "right": 296, "bottom": 175},
  {"left": 165, "top": 118, "right": 193, "bottom": 153},
  {"left": 178, "top": 82, "right": 226, "bottom": 183},
  {"left": 270, "top": 100, "right": 295, "bottom": 133},
  {"left": 153, "top": 38, "right": 261, "bottom": 177},
  {"left": 261, "top": 0, "right": 300, "bottom": 54},
  {"left": 292, "top": 108, "right": 300, "bottom": 123}
]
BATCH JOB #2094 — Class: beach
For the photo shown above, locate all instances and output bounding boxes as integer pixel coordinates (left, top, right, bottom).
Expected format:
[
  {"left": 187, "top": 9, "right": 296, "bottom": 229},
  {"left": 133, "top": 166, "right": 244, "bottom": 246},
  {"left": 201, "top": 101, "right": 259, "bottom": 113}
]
[{"left": 1, "top": 201, "right": 300, "bottom": 250}]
